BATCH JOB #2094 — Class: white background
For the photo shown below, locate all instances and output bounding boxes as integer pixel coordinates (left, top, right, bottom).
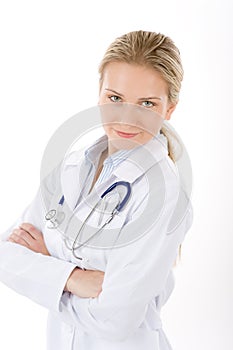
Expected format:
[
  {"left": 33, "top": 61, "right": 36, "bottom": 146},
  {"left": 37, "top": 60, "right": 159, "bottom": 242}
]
[{"left": 0, "top": 0, "right": 232, "bottom": 349}]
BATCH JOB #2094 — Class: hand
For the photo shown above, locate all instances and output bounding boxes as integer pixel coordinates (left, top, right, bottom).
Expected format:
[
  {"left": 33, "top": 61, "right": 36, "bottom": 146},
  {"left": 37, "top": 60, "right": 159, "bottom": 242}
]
[
  {"left": 65, "top": 268, "right": 105, "bottom": 298},
  {"left": 7, "top": 222, "right": 50, "bottom": 256}
]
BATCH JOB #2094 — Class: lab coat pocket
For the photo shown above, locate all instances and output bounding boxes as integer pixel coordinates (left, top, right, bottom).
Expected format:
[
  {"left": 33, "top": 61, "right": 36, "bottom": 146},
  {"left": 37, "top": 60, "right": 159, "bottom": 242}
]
[{"left": 43, "top": 224, "right": 66, "bottom": 260}]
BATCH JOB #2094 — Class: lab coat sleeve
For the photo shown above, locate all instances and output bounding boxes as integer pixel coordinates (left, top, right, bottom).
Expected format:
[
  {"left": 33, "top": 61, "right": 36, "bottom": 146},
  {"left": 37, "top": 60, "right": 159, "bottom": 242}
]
[
  {"left": 56, "top": 176, "right": 194, "bottom": 341},
  {"left": 0, "top": 163, "right": 77, "bottom": 312}
]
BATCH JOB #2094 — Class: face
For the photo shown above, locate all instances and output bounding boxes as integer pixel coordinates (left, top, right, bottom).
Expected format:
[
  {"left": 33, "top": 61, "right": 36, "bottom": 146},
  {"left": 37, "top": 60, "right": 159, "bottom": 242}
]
[{"left": 98, "top": 61, "right": 177, "bottom": 155}]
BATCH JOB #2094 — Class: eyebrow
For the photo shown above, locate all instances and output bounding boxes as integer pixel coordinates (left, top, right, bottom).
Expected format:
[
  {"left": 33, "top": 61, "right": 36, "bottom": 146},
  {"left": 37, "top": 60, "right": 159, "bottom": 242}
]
[{"left": 105, "top": 88, "right": 162, "bottom": 101}]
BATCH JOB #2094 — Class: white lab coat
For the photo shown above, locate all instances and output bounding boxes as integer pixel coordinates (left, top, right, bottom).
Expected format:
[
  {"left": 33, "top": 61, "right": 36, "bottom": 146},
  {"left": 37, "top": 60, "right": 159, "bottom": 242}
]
[{"left": 0, "top": 134, "right": 193, "bottom": 350}]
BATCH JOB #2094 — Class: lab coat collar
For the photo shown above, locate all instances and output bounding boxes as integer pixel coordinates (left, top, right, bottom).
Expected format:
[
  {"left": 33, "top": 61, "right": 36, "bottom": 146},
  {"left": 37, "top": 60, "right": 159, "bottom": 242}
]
[
  {"left": 113, "top": 132, "right": 168, "bottom": 183},
  {"left": 64, "top": 132, "right": 168, "bottom": 184}
]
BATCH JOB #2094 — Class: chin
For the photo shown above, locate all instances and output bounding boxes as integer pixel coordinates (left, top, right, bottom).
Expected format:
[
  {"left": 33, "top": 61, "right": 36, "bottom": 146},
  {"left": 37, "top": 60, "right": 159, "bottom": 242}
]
[{"left": 108, "top": 134, "right": 144, "bottom": 151}]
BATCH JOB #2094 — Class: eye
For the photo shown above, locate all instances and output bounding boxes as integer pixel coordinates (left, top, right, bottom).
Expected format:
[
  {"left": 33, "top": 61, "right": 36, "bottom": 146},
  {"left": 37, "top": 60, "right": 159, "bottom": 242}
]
[
  {"left": 108, "top": 95, "right": 122, "bottom": 103},
  {"left": 141, "top": 101, "right": 156, "bottom": 108}
]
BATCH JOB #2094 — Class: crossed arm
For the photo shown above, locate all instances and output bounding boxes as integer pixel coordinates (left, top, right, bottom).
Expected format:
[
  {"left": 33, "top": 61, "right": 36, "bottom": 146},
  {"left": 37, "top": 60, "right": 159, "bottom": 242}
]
[
  {"left": 1, "top": 181, "right": 192, "bottom": 341},
  {"left": 7, "top": 222, "right": 105, "bottom": 298}
]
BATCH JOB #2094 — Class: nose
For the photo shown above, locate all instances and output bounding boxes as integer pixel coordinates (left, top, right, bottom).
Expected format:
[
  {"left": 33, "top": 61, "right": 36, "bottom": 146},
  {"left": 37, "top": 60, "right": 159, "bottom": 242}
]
[
  {"left": 100, "top": 102, "right": 141, "bottom": 131},
  {"left": 115, "top": 103, "right": 142, "bottom": 131}
]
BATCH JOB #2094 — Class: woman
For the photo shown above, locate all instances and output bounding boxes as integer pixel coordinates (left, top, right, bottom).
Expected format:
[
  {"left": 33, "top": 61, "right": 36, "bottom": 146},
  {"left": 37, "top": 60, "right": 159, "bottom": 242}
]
[{"left": 0, "top": 30, "right": 193, "bottom": 350}]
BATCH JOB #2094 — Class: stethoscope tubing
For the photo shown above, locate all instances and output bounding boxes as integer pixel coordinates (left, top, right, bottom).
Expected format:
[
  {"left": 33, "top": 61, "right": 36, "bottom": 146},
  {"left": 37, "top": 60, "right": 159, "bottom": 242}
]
[{"left": 45, "top": 181, "right": 131, "bottom": 260}]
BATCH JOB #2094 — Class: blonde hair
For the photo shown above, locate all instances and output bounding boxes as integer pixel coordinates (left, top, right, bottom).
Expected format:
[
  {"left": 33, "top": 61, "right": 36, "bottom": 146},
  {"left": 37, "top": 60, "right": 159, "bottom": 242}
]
[
  {"left": 98, "top": 30, "right": 184, "bottom": 265},
  {"left": 98, "top": 30, "right": 184, "bottom": 163}
]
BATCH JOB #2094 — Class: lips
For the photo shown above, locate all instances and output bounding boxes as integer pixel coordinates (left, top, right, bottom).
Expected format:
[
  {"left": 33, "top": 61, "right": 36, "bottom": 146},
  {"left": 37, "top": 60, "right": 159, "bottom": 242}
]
[{"left": 115, "top": 129, "right": 139, "bottom": 138}]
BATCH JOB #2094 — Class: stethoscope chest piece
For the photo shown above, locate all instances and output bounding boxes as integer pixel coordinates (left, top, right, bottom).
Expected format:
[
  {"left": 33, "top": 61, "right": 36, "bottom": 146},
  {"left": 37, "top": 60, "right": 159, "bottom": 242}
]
[{"left": 45, "top": 208, "right": 65, "bottom": 229}]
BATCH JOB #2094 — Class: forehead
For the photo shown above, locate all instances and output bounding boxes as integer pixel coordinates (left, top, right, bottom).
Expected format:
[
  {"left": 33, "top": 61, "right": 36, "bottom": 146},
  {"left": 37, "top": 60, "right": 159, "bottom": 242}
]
[{"left": 101, "top": 61, "right": 168, "bottom": 96}]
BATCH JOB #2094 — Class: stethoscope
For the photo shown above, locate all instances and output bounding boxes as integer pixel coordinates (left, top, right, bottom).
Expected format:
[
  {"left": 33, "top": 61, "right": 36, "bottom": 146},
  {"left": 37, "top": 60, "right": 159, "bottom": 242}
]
[{"left": 45, "top": 181, "right": 131, "bottom": 260}]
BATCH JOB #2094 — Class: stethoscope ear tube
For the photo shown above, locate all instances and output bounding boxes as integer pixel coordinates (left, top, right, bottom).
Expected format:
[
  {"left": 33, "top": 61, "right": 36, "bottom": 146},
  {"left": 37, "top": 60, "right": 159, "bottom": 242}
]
[{"left": 101, "top": 181, "right": 131, "bottom": 212}]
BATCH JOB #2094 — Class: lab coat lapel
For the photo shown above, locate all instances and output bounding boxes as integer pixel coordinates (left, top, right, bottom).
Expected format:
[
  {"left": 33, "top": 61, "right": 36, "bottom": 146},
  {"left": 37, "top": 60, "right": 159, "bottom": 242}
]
[
  {"left": 112, "top": 135, "right": 168, "bottom": 183},
  {"left": 60, "top": 149, "right": 86, "bottom": 210}
]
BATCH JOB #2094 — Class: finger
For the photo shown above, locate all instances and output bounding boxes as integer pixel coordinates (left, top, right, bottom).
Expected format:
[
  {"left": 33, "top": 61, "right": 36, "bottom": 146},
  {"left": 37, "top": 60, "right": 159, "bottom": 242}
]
[
  {"left": 19, "top": 222, "right": 41, "bottom": 239},
  {"left": 11, "top": 228, "right": 34, "bottom": 246},
  {"left": 9, "top": 232, "right": 30, "bottom": 248}
]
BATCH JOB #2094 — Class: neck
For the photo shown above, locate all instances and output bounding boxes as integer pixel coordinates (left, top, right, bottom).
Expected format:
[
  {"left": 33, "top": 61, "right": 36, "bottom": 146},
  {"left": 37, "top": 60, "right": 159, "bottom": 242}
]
[
  {"left": 107, "top": 138, "right": 129, "bottom": 158},
  {"left": 98, "top": 148, "right": 109, "bottom": 170},
  {"left": 107, "top": 143, "right": 117, "bottom": 158}
]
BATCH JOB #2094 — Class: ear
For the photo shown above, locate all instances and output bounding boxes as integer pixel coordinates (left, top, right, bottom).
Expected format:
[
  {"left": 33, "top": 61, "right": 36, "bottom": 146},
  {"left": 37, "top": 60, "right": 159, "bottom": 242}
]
[{"left": 164, "top": 102, "right": 178, "bottom": 120}]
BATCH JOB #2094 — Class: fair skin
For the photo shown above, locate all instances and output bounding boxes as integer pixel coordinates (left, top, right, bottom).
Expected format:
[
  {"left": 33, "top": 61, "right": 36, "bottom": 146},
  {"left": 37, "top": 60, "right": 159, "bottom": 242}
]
[
  {"left": 98, "top": 61, "right": 177, "bottom": 157},
  {"left": 7, "top": 61, "right": 177, "bottom": 298}
]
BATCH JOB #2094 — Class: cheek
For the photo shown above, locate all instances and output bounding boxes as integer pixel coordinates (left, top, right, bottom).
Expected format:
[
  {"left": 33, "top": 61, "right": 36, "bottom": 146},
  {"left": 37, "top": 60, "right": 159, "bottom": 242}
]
[
  {"left": 137, "top": 132, "right": 153, "bottom": 142},
  {"left": 135, "top": 119, "right": 161, "bottom": 136},
  {"left": 98, "top": 93, "right": 108, "bottom": 104},
  {"left": 102, "top": 124, "right": 113, "bottom": 136}
]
